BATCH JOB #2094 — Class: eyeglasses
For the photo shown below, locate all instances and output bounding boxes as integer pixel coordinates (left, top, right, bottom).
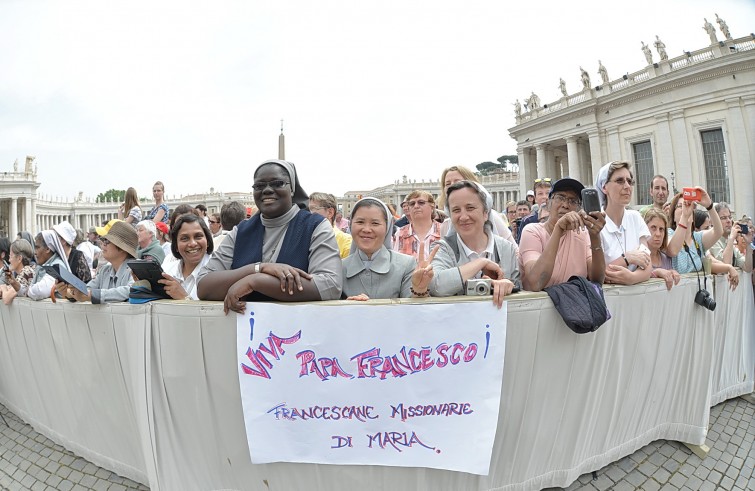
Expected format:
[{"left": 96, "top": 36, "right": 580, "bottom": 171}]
[
  {"left": 101, "top": 238, "right": 111, "bottom": 246},
  {"left": 252, "top": 180, "right": 290, "bottom": 192},
  {"left": 408, "top": 199, "right": 429, "bottom": 208},
  {"left": 611, "top": 177, "right": 634, "bottom": 186},
  {"left": 309, "top": 206, "right": 326, "bottom": 212},
  {"left": 534, "top": 178, "right": 551, "bottom": 184},
  {"left": 551, "top": 194, "right": 581, "bottom": 207},
  {"left": 208, "top": 219, "right": 219, "bottom": 224}
]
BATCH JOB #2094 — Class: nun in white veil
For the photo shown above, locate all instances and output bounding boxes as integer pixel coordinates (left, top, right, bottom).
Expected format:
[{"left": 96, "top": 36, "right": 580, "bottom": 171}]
[{"left": 19, "top": 230, "right": 70, "bottom": 300}]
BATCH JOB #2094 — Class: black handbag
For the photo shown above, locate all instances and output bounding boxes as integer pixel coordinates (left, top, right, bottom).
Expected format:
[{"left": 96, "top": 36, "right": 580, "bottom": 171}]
[{"left": 544, "top": 276, "right": 610, "bottom": 334}]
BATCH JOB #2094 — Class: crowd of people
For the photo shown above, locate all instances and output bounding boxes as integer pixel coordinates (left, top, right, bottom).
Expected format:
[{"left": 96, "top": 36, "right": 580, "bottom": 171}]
[
  {"left": 0, "top": 180, "right": 249, "bottom": 304},
  {"left": 0, "top": 160, "right": 752, "bottom": 311}
]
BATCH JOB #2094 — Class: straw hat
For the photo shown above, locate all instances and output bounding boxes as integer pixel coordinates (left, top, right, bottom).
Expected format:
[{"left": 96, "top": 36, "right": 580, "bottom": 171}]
[
  {"left": 96, "top": 219, "right": 120, "bottom": 237},
  {"left": 102, "top": 221, "right": 138, "bottom": 258}
]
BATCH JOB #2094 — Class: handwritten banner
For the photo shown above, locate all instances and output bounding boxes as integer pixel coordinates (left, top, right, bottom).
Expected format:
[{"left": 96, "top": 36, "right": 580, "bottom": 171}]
[{"left": 236, "top": 301, "right": 507, "bottom": 475}]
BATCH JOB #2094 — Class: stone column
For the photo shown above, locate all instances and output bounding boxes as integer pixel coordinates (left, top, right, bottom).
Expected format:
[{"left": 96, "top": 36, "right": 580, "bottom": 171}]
[
  {"left": 653, "top": 113, "right": 679, "bottom": 188},
  {"left": 742, "top": 95, "right": 755, "bottom": 210},
  {"left": 545, "top": 146, "right": 557, "bottom": 179},
  {"left": 606, "top": 127, "right": 621, "bottom": 161},
  {"left": 518, "top": 146, "right": 535, "bottom": 199},
  {"left": 669, "top": 109, "right": 694, "bottom": 183},
  {"left": 587, "top": 130, "right": 603, "bottom": 179},
  {"left": 535, "top": 144, "right": 546, "bottom": 179},
  {"left": 23, "top": 198, "right": 31, "bottom": 235},
  {"left": 725, "top": 98, "right": 754, "bottom": 218},
  {"left": 10, "top": 198, "right": 18, "bottom": 239},
  {"left": 565, "top": 136, "right": 581, "bottom": 181}
]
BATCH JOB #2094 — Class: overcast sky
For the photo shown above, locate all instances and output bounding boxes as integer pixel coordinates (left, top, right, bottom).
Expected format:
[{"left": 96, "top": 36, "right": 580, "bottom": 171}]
[{"left": 1, "top": 0, "right": 753, "bottom": 202}]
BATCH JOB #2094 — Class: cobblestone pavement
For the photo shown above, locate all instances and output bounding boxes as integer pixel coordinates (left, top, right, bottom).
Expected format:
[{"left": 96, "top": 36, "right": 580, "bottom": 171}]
[
  {"left": 557, "top": 396, "right": 755, "bottom": 491},
  {"left": 0, "top": 403, "right": 148, "bottom": 491},
  {"left": 0, "top": 397, "right": 752, "bottom": 490}
]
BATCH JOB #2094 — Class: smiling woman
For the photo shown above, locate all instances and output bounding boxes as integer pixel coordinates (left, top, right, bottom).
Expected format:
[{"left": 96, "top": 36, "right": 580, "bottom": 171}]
[
  {"left": 160, "top": 214, "right": 214, "bottom": 300},
  {"left": 429, "top": 181, "right": 520, "bottom": 308},
  {"left": 197, "top": 160, "right": 342, "bottom": 312},
  {"left": 342, "top": 197, "right": 435, "bottom": 300}
]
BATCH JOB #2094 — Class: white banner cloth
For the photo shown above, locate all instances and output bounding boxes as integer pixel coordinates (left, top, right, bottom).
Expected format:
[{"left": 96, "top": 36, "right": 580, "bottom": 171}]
[{"left": 236, "top": 302, "right": 507, "bottom": 475}]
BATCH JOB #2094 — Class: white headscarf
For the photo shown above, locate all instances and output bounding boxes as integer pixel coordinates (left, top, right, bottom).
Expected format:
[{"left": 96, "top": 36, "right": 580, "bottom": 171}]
[
  {"left": 40, "top": 230, "right": 71, "bottom": 272},
  {"left": 349, "top": 197, "right": 394, "bottom": 254},
  {"left": 594, "top": 162, "right": 612, "bottom": 208}
]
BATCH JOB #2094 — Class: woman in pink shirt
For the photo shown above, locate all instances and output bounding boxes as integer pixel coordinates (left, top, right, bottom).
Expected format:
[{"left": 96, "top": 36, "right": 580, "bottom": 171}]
[{"left": 393, "top": 190, "right": 442, "bottom": 260}]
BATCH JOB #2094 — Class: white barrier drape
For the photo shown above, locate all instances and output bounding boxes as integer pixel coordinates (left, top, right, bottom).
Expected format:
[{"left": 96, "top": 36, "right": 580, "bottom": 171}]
[
  {"left": 709, "top": 272, "right": 755, "bottom": 405},
  {"left": 0, "top": 274, "right": 752, "bottom": 491},
  {"left": 0, "top": 301, "right": 152, "bottom": 484}
]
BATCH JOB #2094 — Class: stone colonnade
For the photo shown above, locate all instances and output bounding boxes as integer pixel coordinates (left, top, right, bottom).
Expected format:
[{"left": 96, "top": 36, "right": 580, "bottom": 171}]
[
  {"left": 0, "top": 197, "right": 36, "bottom": 239},
  {"left": 517, "top": 133, "right": 599, "bottom": 194}
]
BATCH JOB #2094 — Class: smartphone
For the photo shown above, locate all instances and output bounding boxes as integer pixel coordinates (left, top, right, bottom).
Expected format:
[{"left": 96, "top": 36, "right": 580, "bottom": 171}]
[
  {"left": 739, "top": 223, "right": 749, "bottom": 235},
  {"left": 581, "top": 188, "right": 601, "bottom": 214},
  {"left": 682, "top": 187, "right": 701, "bottom": 201}
]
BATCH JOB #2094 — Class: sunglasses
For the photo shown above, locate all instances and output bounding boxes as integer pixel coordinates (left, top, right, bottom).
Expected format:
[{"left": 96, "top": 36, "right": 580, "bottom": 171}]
[
  {"left": 408, "top": 199, "right": 429, "bottom": 207},
  {"left": 534, "top": 178, "right": 552, "bottom": 184},
  {"left": 611, "top": 177, "right": 634, "bottom": 186},
  {"left": 252, "top": 180, "right": 290, "bottom": 192}
]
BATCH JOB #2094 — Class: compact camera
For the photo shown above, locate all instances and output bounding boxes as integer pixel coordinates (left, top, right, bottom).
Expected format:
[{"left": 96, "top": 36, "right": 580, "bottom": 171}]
[
  {"left": 466, "top": 278, "right": 492, "bottom": 296},
  {"left": 694, "top": 288, "right": 716, "bottom": 311},
  {"left": 682, "top": 187, "right": 701, "bottom": 201}
]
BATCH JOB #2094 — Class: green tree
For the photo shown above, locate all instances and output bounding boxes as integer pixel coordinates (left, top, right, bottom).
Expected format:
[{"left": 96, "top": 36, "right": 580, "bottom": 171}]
[
  {"left": 97, "top": 188, "right": 125, "bottom": 203},
  {"left": 497, "top": 155, "right": 518, "bottom": 167},
  {"left": 476, "top": 162, "right": 499, "bottom": 175}
]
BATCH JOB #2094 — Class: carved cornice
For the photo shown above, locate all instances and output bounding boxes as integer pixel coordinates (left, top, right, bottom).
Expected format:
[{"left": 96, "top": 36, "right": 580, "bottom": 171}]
[{"left": 510, "top": 56, "right": 755, "bottom": 134}]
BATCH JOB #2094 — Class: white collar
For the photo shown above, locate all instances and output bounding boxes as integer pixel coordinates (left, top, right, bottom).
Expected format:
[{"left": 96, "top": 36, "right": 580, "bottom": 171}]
[
  {"left": 175, "top": 254, "right": 211, "bottom": 282},
  {"left": 603, "top": 213, "right": 625, "bottom": 234},
  {"left": 457, "top": 232, "right": 494, "bottom": 260}
]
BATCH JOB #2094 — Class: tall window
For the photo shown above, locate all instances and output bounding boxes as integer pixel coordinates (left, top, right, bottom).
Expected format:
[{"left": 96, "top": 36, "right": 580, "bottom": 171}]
[
  {"left": 632, "top": 141, "right": 654, "bottom": 206},
  {"left": 701, "top": 129, "right": 730, "bottom": 203}
]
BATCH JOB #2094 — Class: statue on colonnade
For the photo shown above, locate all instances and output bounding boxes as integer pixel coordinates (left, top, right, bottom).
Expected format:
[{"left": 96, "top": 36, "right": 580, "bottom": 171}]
[
  {"left": 13, "top": 159, "right": 18, "bottom": 172},
  {"left": 558, "top": 78, "right": 568, "bottom": 97},
  {"left": 597, "top": 60, "right": 609, "bottom": 85},
  {"left": 641, "top": 41, "right": 653, "bottom": 65},
  {"left": 715, "top": 14, "right": 732, "bottom": 40},
  {"left": 579, "top": 67, "right": 591, "bottom": 90},
  {"left": 703, "top": 18, "right": 718, "bottom": 45},
  {"left": 513, "top": 99, "right": 522, "bottom": 117},
  {"left": 24, "top": 156, "right": 35, "bottom": 174},
  {"left": 654, "top": 35, "right": 668, "bottom": 61},
  {"left": 525, "top": 92, "right": 540, "bottom": 111}
]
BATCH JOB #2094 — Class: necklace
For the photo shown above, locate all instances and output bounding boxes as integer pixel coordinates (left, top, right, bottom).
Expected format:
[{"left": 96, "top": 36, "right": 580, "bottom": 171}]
[{"left": 613, "top": 228, "right": 627, "bottom": 257}]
